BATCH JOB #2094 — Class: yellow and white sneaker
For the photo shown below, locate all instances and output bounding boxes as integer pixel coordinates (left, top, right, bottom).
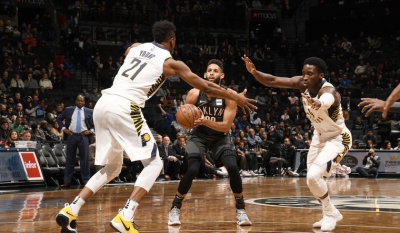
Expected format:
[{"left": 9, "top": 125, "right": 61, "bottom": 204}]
[
  {"left": 110, "top": 210, "right": 139, "bottom": 233},
  {"left": 55, "top": 203, "right": 77, "bottom": 233}
]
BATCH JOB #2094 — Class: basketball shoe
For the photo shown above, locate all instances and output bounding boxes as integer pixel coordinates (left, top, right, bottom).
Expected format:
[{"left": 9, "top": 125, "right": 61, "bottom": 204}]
[
  {"left": 236, "top": 209, "right": 252, "bottom": 226},
  {"left": 55, "top": 203, "right": 77, "bottom": 233},
  {"left": 168, "top": 206, "right": 181, "bottom": 225},
  {"left": 110, "top": 210, "right": 139, "bottom": 233},
  {"left": 313, "top": 208, "right": 343, "bottom": 230}
]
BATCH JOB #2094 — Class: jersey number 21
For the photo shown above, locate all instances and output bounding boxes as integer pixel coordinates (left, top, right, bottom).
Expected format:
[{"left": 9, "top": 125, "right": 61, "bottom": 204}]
[{"left": 121, "top": 58, "right": 148, "bottom": 80}]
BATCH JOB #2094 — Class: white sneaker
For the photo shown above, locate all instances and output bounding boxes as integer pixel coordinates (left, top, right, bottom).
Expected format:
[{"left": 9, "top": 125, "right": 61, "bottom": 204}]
[
  {"left": 320, "top": 208, "right": 342, "bottom": 231},
  {"left": 241, "top": 171, "right": 251, "bottom": 177},
  {"left": 168, "top": 207, "right": 181, "bottom": 226},
  {"left": 236, "top": 209, "right": 252, "bottom": 226},
  {"left": 217, "top": 166, "right": 228, "bottom": 177},
  {"left": 249, "top": 170, "right": 257, "bottom": 177},
  {"left": 313, "top": 207, "right": 343, "bottom": 230},
  {"left": 168, "top": 225, "right": 181, "bottom": 233}
]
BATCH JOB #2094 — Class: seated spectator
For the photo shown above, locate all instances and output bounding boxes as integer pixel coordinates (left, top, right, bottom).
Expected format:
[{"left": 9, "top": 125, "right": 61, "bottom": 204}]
[
  {"left": 30, "top": 122, "right": 45, "bottom": 141},
  {"left": 50, "top": 120, "right": 63, "bottom": 141},
  {"left": 352, "top": 116, "right": 365, "bottom": 131},
  {"left": 2, "top": 41, "right": 14, "bottom": 55},
  {"left": 380, "top": 140, "right": 392, "bottom": 150},
  {"left": 88, "top": 87, "right": 101, "bottom": 102},
  {"left": 57, "top": 63, "right": 70, "bottom": 79},
  {"left": 270, "top": 138, "right": 296, "bottom": 175},
  {"left": 250, "top": 112, "right": 261, "bottom": 126},
  {"left": 21, "top": 131, "right": 31, "bottom": 141},
  {"left": 10, "top": 116, "right": 23, "bottom": 134},
  {"left": 10, "top": 73, "right": 24, "bottom": 91},
  {"left": 39, "top": 74, "right": 53, "bottom": 89},
  {"left": 24, "top": 34, "right": 37, "bottom": 47},
  {"left": 15, "top": 58, "right": 27, "bottom": 72},
  {"left": 5, "top": 129, "right": 18, "bottom": 148},
  {"left": 0, "top": 118, "right": 10, "bottom": 140},
  {"left": 4, "top": 56, "right": 15, "bottom": 71},
  {"left": 24, "top": 73, "right": 39, "bottom": 89},
  {"left": 158, "top": 135, "right": 181, "bottom": 180},
  {"left": 362, "top": 129, "right": 378, "bottom": 148},
  {"left": 35, "top": 100, "right": 47, "bottom": 119},
  {"left": 356, "top": 149, "right": 380, "bottom": 178}
]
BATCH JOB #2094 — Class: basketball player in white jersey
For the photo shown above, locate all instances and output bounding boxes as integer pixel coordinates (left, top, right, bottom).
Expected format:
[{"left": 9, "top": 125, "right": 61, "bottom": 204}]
[
  {"left": 242, "top": 55, "right": 352, "bottom": 232},
  {"left": 55, "top": 20, "right": 256, "bottom": 233}
]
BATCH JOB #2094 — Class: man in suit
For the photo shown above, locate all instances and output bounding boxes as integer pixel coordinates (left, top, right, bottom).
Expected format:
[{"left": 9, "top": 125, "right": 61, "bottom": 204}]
[
  {"left": 57, "top": 95, "right": 94, "bottom": 187},
  {"left": 158, "top": 135, "right": 181, "bottom": 180},
  {"left": 173, "top": 136, "right": 187, "bottom": 175}
]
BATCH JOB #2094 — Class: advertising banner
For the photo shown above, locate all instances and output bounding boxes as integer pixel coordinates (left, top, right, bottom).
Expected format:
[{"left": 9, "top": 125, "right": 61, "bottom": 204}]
[
  {"left": 16, "top": 0, "right": 46, "bottom": 8},
  {"left": 0, "top": 150, "right": 43, "bottom": 182},
  {"left": 295, "top": 150, "right": 400, "bottom": 173},
  {"left": 250, "top": 9, "right": 278, "bottom": 22}
]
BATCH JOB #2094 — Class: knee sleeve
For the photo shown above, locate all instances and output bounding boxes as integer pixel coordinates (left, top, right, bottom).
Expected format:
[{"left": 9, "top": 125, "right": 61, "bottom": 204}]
[
  {"left": 221, "top": 151, "right": 243, "bottom": 194},
  {"left": 178, "top": 156, "right": 201, "bottom": 195},
  {"left": 135, "top": 155, "right": 163, "bottom": 192},
  {"left": 86, "top": 163, "right": 123, "bottom": 194},
  {"left": 306, "top": 163, "right": 328, "bottom": 198}
]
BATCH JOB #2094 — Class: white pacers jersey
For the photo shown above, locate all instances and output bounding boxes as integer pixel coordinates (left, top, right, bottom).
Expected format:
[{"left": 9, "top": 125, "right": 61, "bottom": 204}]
[
  {"left": 102, "top": 42, "right": 172, "bottom": 107},
  {"left": 302, "top": 80, "right": 350, "bottom": 142}
]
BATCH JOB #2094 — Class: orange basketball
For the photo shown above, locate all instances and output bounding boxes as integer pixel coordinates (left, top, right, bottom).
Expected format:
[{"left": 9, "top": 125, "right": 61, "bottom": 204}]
[{"left": 176, "top": 104, "right": 203, "bottom": 129}]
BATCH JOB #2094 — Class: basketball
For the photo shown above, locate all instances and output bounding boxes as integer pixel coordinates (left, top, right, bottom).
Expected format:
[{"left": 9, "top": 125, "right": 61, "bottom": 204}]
[{"left": 176, "top": 104, "right": 203, "bottom": 129}]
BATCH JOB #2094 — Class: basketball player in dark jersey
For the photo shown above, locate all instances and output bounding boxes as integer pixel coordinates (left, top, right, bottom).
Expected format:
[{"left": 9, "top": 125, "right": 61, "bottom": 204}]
[{"left": 168, "top": 59, "right": 252, "bottom": 226}]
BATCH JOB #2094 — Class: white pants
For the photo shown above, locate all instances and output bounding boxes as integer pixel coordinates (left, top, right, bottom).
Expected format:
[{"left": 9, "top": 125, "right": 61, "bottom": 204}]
[
  {"left": 307, "top": 128, "right": 352, "bottom": 175},
  {"left": 93, "top": 94, "right": 159, "bottom": 165}
]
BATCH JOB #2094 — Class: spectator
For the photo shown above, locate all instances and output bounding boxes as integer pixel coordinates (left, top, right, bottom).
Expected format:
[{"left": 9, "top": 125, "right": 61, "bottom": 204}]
[
  {"left": 158, "top": 135, "right": 180, "bottom": 180},
  {"left": 39, "top": 74, "right": 53, "bottom": 89},
  {"left": 362, "top": 129, "right": 378, "bottom": 149},
  {"left": 356, "top": 149, "right": 380, "bottom": 178},
  {"left": 5, "top": 129, "right": 18, "bottom": 148},
  {"left": 0, "top": 118, "right": 10, "bottom": 140},
  {"left": 24, "top": 73, "right": 39, "bottom": 89},
  {"left": 21, "top": 131, "right": 31, "bottom": 141},
  {"left": 88, "top": 87, "right": 101, "bottom": 102},
  {"left": 30, "top": 122, "right": 45, "bottom": 141},
  {"left": 10, "top": 116, "right": 23, "bottom": 134}
]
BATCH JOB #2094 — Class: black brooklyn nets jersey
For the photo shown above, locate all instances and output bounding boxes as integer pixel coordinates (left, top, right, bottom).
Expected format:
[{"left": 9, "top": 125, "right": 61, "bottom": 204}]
[{"left": 194, "top": 91, "right": 226, "bottom": 135}]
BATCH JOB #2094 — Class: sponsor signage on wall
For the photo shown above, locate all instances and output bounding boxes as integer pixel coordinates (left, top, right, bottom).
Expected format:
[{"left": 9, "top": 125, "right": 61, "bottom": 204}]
[
  {"left": 250, "top": 9, "right": 278, "bottom": 22},
  {"left": 0, "top": 150, "right": 43, "bottom": 182},
  {"left": 295, "top": 150, "right": 400, "bottom": 173}
]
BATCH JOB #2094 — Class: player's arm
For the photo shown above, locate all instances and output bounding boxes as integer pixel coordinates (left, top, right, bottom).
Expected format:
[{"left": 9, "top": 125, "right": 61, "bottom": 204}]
[
  {"left": 185, "top": 89, "right": 200, "bottom": 105},
  {"left": 301, "top": 87, "right": 339, "bottom": 110},
  {"left": 242, "top": 55, "right": 303, "bottom": 90},
  {"left": 383, "top": 84, "right": 400, "bottom": 118},
  {"left": 124, "top": 43, "right": 142, "bottom": 56},
  {"left": 359, "top": 98, "right": 400, "bottom": 117},
  {"left": 193, "top": 92, "right": 237, "bottom": 133},
  {"left": 163, "top": 59, "right": 256, "bottom": 114}
]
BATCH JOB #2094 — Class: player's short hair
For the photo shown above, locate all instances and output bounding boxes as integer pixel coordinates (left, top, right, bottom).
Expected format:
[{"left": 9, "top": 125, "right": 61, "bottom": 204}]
[
  {"left": 207, "top": 59, "right": 224, "bottom": 72},
  {"left": 152, "top": 20, "right": 176, "bottom": 43},
  {"left": 304, "top": 57, "right": 327, "bottom": 74}
]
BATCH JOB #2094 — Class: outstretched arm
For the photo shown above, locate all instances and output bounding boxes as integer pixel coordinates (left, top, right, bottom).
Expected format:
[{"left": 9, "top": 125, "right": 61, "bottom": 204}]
[
  {"left": 241, "top": 55, "right": 303, "bottom": 90},
  {"left": 359, "top": 98, "right": 400, "bottom": 116},
  {"left": 163, "top": 59, "right": 257, "bottom": 114},
  {"left": 383, "top": 84, "right": 400, "bottom": 118}
]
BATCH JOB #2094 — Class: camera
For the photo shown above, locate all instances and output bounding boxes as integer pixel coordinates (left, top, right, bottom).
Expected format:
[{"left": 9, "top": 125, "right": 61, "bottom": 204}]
[{"left": 367, "top": 152, "right": 372, "bottom": 156}]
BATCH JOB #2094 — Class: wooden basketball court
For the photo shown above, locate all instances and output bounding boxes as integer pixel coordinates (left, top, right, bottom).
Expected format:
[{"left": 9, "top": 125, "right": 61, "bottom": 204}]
[{"left": 0, "top": 177, "right": 399, "bottom": 232}]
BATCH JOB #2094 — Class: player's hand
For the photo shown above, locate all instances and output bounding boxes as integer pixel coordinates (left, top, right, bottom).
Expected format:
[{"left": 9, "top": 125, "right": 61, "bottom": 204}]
[
  {"left": 358, "top": 98, "right": 385, "bottom": 117},
  {"left": 236, "top": 89, "right": 257, "bottom": 114},
  {"left": 241, "top": 55, "right": 256, "bottom": 74},
  {"left": 301, "top": 93, "right": 321, "bottom": 110}
]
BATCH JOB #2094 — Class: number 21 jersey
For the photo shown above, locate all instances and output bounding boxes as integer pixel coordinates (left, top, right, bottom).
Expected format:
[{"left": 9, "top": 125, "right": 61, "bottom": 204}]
[{"left": 102, "top": 42, "right": 172, "bottom": 107}]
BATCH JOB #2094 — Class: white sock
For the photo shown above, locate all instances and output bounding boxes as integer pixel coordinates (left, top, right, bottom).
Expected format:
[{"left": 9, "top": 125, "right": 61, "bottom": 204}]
[
  {"left": 121, "top": 199, "right": 139, "bottom": 220},
  {"left": 69, "top": 196, "right": 85, "bottom": 216},
  {"left": 321, "top": 196, "right": 333, "bottom": 210}
]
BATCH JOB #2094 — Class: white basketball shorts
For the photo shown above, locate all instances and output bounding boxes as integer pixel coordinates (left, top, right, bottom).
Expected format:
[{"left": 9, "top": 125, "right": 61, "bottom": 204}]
[{"left": 93, "top": 93, "right": 159, "bottom": 165}]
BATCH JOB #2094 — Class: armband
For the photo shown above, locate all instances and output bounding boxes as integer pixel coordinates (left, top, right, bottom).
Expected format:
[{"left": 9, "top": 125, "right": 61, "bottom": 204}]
[{"left": 318, "top": 93, "right": 335, "bottom": 109}]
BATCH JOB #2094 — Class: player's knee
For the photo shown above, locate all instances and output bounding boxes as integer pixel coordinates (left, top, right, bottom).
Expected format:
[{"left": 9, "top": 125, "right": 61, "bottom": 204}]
[
  {"left": 306, "top": 165, "right": 322, "bottom": 185},
  {"left": 142, "top": 156, "right": 163, "bottom": 173},
  {"left": 102, "top": 163, "right": 123, "bottom": 178}
]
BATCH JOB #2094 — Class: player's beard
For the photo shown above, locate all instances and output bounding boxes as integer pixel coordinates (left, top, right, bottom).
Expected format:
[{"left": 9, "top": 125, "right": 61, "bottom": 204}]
[{"left": 213, "top": 77, "right": 221, "bottom": 85}]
